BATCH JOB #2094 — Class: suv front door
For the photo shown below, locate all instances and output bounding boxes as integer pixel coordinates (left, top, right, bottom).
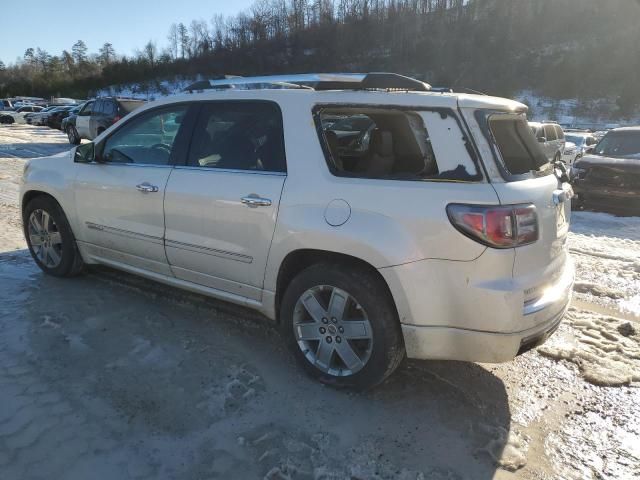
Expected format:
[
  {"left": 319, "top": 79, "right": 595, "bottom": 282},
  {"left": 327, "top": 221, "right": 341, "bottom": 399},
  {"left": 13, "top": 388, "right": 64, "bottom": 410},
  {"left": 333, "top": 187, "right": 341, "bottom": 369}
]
[
  {"left": 75, "top": 101, "right": 94, "bottom": 139},
  {"left": 164, "top": 101, "right": 287, "bottom": 301},
  {"left": 73, "top": 104, "right": 189, "bottom": 275}
]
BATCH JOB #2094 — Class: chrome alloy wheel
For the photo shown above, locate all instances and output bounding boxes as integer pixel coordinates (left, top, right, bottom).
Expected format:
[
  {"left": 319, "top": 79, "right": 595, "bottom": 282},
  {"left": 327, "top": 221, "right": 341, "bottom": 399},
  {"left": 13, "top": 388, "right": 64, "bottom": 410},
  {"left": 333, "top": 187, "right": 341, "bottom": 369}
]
[
  {"left": 293, "top": 285, "right": 373, "bottom": 376},
  {"left": 27, "top": 209, "right": 63, "bottom": 268}
]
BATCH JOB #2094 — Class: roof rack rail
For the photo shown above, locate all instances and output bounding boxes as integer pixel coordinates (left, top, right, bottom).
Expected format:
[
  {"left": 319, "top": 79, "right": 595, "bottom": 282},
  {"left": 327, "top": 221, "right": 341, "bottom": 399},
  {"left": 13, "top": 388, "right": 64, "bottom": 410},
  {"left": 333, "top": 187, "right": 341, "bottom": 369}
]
[{"left": 184, "top": 73, "right": 433, "bottom": 93}]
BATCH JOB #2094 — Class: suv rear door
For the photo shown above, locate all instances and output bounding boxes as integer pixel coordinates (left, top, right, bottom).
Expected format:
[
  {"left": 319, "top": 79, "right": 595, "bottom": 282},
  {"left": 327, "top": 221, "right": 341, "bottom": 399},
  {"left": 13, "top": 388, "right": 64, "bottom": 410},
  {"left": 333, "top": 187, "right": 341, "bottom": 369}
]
[{"left": 163, "top": 101, "right": 287, "bottom": 301}]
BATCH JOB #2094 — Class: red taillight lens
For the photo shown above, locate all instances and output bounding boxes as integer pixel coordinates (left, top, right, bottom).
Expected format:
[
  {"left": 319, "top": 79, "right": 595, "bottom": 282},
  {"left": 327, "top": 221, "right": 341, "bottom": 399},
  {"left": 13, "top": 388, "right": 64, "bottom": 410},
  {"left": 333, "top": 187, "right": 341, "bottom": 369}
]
[
  {"left": 447, "top": 204, "right": 538, "bottom": 248},
  {"left": 112, "top": 115, "right": 121, "bottom": 124}
]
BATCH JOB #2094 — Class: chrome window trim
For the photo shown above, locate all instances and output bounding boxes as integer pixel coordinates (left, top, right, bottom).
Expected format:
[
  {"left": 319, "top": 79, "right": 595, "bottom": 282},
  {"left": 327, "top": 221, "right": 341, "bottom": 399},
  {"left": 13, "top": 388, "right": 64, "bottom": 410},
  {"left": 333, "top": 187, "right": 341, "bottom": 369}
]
[{"left": 173, "top": 165, "right": 287, "bottom": 176}]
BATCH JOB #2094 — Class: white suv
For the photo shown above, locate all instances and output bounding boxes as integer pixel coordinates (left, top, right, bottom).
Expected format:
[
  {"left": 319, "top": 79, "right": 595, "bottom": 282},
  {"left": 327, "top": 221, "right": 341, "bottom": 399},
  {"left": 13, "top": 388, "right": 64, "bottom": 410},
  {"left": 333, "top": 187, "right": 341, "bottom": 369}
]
[{"left": 20, "top": 73, "right": 574, "bottom": 389}]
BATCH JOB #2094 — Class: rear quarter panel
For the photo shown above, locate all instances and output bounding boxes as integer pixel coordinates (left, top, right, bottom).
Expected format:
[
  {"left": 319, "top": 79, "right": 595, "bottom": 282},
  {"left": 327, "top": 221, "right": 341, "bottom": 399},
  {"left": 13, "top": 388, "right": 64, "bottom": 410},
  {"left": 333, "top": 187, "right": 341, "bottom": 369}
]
[{"left": 262, "top": 96, "right": 501, "bottom": 293}]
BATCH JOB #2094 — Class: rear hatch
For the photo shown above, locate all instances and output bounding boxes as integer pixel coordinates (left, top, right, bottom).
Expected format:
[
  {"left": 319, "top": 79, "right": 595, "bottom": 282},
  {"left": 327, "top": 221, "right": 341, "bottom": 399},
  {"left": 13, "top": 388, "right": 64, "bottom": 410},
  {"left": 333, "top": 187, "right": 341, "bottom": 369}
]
[{"left": 464, "top": 109, "right": 572, "bottom": 307}]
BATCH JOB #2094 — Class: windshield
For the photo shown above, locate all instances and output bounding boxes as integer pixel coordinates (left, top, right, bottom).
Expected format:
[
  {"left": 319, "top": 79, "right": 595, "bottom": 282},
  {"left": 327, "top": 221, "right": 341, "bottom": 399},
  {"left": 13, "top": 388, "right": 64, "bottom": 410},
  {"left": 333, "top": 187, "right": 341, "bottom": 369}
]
[
  {"left": 566, "top": 135, "right": 586, "bottom": 146},
  {"left": 593, "top": 132, "right": 640, "bottom": 158}
]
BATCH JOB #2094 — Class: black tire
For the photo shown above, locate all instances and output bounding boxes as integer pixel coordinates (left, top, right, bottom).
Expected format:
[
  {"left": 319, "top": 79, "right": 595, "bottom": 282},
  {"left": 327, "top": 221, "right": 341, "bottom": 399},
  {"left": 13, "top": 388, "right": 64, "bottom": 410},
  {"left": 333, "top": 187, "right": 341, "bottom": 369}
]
[
  {"left": 67, "top": 125, "right": 80, "bottom": 145},
  {"left": 280, "top": 263, "right": 405, "bottom": 390},
  {"left": 23, "top": 195, "right": 85, "bottom": 277}
]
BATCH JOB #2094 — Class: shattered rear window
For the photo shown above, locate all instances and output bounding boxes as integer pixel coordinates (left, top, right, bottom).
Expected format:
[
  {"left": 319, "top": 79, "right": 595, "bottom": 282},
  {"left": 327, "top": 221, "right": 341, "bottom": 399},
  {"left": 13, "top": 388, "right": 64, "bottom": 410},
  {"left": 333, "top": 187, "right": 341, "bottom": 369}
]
[
  {"left": 315, "top": 107, "right": 481, "bottom": 181},
  {"left": 488, "top": 114, "right": 550, "bottom": 175}
]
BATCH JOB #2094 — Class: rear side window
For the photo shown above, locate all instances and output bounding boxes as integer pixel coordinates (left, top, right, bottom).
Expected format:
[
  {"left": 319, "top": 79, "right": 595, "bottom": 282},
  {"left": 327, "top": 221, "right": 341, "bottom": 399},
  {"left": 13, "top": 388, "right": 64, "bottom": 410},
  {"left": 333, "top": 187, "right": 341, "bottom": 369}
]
[
  {"left": 544, "top": 124, "right": 557, "bottom": 141},
  {"left": 554, "top": 125, "right": 564, "bottom": 140},
  {"left": 187, "top": 101, "right": 286, "bottom": 172},
  {"left": 488, "top": 114, "right": 550, "bottom": 176},
  {"left": 104, "top": 101, "right": 116, "bottom": 116},
  {"left": 315, "top": 107, "right": 480, "bottom": 181}
]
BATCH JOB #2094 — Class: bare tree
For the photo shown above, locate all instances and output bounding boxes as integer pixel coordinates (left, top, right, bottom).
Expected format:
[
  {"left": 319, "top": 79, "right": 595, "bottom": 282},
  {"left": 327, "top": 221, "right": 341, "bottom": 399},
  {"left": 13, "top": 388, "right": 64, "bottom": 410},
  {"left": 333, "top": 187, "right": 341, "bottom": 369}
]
[{"left": 167, "top": 23, "right": 179, "bottom": 59}]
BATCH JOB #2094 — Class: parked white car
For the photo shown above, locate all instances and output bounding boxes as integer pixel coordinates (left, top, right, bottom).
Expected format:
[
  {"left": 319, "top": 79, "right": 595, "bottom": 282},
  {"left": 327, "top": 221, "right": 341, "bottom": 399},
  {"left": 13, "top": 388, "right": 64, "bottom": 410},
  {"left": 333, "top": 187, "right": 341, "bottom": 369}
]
[
  {"left": 20, "top": 73, "right": 574, "bottom": 389},
  {"left": 0, "top": 105, "right": 43, "bottom": 124}
]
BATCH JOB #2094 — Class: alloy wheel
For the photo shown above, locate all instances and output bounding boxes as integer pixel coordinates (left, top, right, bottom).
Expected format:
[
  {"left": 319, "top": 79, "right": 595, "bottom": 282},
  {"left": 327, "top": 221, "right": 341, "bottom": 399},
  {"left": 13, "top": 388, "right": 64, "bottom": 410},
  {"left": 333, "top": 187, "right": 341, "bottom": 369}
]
[
  {"left": 293, "top": 285, "right": 373, "bottom": 376},
  {"left": 27, "top": 209, "right": 63, "bottom": 268}
]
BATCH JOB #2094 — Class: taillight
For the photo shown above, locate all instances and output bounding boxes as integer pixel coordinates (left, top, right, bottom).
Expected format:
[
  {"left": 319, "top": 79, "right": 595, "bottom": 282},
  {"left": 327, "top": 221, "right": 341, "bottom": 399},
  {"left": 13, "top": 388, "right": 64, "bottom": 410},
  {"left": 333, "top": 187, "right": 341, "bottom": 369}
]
[
  {"left": 112, "top": 115, "right": 121, "bottom": 124},
  {"left": 446, "top": 204, "right": 538, "bottom": 248}
]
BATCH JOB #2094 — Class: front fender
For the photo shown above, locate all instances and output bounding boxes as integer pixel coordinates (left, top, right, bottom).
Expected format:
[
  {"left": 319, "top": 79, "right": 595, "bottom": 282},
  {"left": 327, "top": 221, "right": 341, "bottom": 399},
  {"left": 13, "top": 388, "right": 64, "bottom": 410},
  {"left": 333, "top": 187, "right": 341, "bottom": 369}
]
[{"left": 20, "top": 152, "right": 79, "bottom": 231}]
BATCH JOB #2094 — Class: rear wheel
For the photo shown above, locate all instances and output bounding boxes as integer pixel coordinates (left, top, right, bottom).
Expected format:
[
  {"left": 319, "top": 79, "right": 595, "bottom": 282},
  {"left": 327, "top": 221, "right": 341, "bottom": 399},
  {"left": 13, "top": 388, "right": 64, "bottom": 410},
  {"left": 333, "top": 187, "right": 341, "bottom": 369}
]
[
  {"left": 280, "top": 263, "right": 404, "bottom": 390},
  {"left": 23, "top": 196, "right": 84, "bottom": 277}
]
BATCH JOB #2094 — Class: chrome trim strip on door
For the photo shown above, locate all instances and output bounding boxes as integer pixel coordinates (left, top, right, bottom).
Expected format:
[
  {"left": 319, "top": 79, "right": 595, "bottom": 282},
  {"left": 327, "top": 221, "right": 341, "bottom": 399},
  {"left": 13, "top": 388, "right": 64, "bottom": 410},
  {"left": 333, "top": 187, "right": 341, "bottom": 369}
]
[
  {"left": 85, "top": 222, "right": 164, "bottom": 245},
  {"left": 165, "top": 239, "right": 253, "bottom": 264}
]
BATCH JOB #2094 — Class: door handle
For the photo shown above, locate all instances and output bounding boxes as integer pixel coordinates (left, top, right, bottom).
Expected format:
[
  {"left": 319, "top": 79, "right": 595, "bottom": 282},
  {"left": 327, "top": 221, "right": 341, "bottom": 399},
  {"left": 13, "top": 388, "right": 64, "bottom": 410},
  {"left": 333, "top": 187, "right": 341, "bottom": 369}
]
[
  {"left": 136, "top": 182, "right": 159, "bottom": 193},
  {"left": 241, "top": 194, "right": 272, "bottom": 207}
]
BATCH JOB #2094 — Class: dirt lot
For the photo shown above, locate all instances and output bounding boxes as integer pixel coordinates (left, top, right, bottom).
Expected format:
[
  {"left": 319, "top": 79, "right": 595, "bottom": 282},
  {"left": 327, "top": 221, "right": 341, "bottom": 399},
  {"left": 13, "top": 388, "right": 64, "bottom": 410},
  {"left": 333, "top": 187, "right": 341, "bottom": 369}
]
[{"left": 1, "top": 124, "right": 639, "bottom": 480}]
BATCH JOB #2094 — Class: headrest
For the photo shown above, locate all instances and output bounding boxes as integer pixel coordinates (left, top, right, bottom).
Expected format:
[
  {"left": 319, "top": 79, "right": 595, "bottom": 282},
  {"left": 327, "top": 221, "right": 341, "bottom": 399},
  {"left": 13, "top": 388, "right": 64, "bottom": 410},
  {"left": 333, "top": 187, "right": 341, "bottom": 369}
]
[{"left": 370, "top": 129, "right": 393, "bottom": 157}]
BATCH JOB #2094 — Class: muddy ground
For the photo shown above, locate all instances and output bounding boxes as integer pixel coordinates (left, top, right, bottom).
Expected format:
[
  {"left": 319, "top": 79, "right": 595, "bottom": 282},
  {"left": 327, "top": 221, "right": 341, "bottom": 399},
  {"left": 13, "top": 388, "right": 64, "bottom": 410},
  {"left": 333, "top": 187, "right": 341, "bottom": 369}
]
[{"left": 1, "top": 125, "right": 638, "bottom": 480}]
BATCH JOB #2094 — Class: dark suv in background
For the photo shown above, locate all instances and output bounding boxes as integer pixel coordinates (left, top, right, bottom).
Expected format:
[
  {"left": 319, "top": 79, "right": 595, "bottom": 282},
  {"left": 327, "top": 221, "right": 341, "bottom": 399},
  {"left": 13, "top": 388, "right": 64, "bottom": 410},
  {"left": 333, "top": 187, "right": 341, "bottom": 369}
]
[{"left": 74, "top": 97, "right": 145, "bottom": 143}]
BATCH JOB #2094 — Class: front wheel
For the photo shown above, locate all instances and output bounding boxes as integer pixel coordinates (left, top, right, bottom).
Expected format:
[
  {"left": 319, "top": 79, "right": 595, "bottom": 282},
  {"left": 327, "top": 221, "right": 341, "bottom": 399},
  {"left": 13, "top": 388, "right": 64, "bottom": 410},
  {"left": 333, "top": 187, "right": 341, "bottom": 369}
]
[
  {"left": 280, "top": 263, "right": 405, "bottom": 390},
  {"left": 67, "top": 125, "right": 80, "bottom": 145},
  {"left": 23, "top": 196, "right": 84, "bottom": 277}
]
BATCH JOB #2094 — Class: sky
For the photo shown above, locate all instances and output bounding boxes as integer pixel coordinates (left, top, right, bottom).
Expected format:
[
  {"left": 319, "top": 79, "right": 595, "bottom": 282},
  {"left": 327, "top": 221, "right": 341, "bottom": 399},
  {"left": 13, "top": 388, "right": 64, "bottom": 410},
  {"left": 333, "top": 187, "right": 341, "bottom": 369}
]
[{"left": 1, "top": 0, "right": 255, "bottom": 64}]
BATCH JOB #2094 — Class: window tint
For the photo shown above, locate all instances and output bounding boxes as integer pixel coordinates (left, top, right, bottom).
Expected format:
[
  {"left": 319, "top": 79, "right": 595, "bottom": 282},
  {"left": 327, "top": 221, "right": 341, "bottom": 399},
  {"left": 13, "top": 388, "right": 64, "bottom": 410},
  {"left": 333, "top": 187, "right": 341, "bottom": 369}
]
[
  {"left": 544, "top": 124, "right": 557, "bottom": 141},
  {"left": 101, "top": 105, "right": 187, "bottom": 165},
  {"left": 94, "top": 100, "right": 104, "bottom": 114},
  {"left": 488, "top": 114, "right": 550, "bottom": 175},
  {"left": 187, "top": 102, "right": 286, "bottom": 172}
]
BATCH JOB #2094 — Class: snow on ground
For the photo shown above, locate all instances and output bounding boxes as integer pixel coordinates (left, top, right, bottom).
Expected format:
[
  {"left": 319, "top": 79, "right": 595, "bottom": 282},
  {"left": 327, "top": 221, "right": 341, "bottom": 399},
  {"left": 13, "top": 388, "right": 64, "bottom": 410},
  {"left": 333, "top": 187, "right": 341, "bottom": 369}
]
[
  {"left": 0, "top": 124, "right": 638, "bottom": 479},
  {"left": 569, "top": 212, "right": 640, "bottom": 317}
]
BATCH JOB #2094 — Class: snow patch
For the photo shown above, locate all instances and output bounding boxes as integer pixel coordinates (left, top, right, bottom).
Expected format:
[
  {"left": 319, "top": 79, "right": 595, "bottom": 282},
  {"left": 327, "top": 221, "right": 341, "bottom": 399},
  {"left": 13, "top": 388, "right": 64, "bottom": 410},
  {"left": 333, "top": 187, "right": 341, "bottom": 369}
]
[
  {"left": 477, "top": 424, "right": 529, "bottom": 472},
  {"left": 538, "top": 310, "right": 640, "bottom": 386}
]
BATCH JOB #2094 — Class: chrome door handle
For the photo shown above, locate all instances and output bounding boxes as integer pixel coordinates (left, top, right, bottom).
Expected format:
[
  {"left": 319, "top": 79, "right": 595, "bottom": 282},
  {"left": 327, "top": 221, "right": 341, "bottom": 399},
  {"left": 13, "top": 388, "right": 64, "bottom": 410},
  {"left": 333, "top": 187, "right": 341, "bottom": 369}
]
[
  {"left": 241, "top": 195, "right": 272, "bottom": 207},
  {"left": 136, "top": 182, "right": 159, "bottom": 193}
]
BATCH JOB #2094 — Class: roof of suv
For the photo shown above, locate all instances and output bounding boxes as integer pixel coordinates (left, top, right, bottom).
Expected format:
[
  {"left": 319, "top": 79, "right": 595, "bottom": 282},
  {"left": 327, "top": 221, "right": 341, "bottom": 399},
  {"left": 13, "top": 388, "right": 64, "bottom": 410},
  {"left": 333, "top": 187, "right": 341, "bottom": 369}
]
[
  {"left": 173, "top": 73, "right": 527, "bottom": 112},
  {"left": 609, "top": 126, "right": 640, "bottom": 133}
]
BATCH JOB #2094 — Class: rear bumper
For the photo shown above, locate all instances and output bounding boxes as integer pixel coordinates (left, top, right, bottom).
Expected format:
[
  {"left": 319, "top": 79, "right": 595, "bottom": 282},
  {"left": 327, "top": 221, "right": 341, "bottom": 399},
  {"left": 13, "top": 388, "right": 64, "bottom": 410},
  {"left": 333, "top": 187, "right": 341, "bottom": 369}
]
[
  {"left": 381, "top": 249, "right": 574, "bottom": 363},
  {"left": 402, "top": 301, "right": 568, "bottom": 363}
]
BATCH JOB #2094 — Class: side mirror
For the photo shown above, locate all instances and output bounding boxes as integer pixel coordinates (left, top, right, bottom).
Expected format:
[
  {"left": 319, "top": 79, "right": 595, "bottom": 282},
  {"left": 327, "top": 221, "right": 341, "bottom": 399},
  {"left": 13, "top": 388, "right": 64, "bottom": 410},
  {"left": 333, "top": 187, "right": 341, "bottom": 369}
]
[
  {"left": 538, "top": 137, "right": 547, "bottom": 143},
  {"left": 74, "top": 142, "right": 95, "bottom": 163}
]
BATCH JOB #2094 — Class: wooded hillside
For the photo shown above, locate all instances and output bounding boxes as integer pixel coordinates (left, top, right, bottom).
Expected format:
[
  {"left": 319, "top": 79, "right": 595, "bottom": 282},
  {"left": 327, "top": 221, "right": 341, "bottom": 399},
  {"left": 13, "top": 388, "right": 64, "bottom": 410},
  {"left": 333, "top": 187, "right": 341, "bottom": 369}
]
[{"left": 1, "top": 0, "right": 638, "bottom": 111}]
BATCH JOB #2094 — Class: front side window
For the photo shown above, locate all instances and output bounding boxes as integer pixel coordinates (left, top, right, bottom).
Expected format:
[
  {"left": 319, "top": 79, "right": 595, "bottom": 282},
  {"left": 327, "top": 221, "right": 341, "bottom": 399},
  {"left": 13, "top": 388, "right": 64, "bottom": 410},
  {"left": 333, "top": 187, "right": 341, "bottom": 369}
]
[
  {"left": 488, "top": 113, "right": 550, "bottom": 176},
  {"left": 80, "top": 101, "right": 93, "bottom": 115},
  {"left": 187, "top": 102, "right": 286, "bottom": 172},
  {"left": 315, "top": 107, "right": 480, "bottom": 181},
  {"left": 100, "top": 105, "right": 187, "bottom": 165}
]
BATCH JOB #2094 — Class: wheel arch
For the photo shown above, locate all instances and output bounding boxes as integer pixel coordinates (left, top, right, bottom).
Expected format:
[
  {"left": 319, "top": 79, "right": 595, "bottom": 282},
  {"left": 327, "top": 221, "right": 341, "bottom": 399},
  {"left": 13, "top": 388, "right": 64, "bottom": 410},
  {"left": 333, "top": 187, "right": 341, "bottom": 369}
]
[{"left": 274, "top": 248, "right": 399, "bottom": 324}]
